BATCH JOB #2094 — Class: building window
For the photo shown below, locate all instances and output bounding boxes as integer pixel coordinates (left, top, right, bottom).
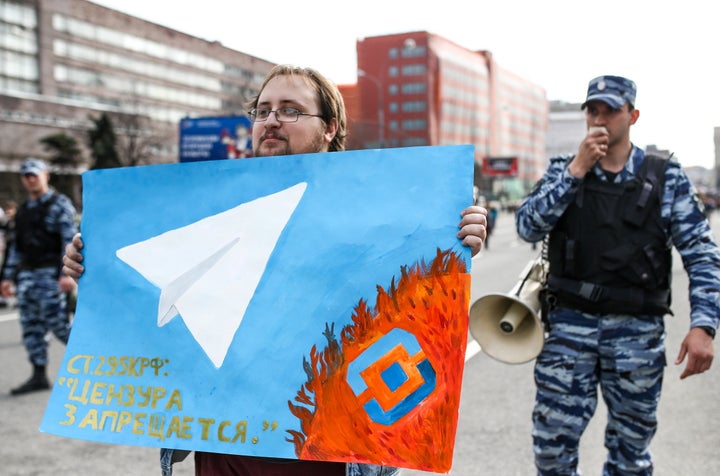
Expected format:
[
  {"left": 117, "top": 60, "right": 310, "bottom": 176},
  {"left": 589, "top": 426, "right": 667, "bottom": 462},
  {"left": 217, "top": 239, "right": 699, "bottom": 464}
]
[
  {"left": 52, "top": 14, "right": 224, "bottom": 74},
  {"left": 0, "top": 1, "right": 38, "bottom": 92},
  {"left": 402, "top": 101, "right": 426, "bottom": 112},
  {"left": 402, "top": 119, "right": 427, "bottom": 130},
  {"left": 401, "top": 64, "right": 426, "bottom": 76},
  {"left": 402, "top": 137, "right": 427, "bottom": 146},
  {"left": 401, "top": 45, "right": 426, "bottom": 58},
  {"left": 401, "top": 82, "right": 426, "bottom": 94},
  {"left": 1, "top": 49, "right": 37, "bottom": 79},
  {"left": 0, "top": 1, "right": 36, "bottom": 30},
  {"left": 54, "top": 64, "right": 222, "bottom": 111},
  {"left": 53, "top": 39, "right": 222, "bottom": 92}
]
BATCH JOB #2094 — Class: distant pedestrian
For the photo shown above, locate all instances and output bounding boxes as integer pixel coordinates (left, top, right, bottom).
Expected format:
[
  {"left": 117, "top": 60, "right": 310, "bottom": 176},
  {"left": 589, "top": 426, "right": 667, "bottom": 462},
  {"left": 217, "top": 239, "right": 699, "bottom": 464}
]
[
  {"left": 1, "top": 158, "right": 78, "bottom": 395},
  {"left": 516, "top": 75, "right": 719, "bottom": 475}
]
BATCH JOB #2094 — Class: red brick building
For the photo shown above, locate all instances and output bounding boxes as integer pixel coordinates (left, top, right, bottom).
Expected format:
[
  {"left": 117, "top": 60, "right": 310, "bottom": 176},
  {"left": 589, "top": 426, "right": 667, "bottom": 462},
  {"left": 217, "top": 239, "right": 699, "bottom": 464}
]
[{"left": 349, "top": 31, "right": 548, "bottom": 197}]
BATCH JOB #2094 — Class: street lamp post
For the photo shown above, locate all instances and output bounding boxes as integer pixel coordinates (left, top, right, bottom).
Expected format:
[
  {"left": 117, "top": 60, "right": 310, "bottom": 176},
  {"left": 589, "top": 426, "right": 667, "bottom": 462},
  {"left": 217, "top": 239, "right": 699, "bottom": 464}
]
[{"left": 357, "top": 69, "right": 384, "bottom": 148}]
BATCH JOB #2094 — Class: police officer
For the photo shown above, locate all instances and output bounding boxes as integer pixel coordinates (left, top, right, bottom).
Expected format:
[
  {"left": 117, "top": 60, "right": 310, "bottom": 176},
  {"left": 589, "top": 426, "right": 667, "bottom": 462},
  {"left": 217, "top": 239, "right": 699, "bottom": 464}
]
[
  {"left": 516, "top": 75, "right": 720, "bottom": 475},
  {"left": 1, "top": 158, "right": 78, "bottom": 395}
]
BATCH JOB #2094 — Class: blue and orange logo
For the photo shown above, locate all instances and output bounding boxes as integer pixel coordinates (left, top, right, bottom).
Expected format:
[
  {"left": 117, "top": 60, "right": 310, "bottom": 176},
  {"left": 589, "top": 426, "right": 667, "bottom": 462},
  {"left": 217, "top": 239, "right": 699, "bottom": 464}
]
[{"left": 347, "top": 328, "right": 436, "bottom": 425}]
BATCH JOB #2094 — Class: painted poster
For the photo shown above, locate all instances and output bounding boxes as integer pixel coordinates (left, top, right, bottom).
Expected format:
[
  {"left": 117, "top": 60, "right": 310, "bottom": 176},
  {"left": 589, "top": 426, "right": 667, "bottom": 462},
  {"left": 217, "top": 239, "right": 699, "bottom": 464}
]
[{"left": 40, "top": 145, "right": 474, "bottom": 472}]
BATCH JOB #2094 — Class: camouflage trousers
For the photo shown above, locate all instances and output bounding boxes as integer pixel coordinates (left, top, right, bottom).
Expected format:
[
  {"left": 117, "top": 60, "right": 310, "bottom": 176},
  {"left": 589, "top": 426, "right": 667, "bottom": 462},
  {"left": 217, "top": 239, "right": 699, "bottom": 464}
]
[
  {"left": 16, "top": 268, "right": 70, "bottom": 366},
  {"left": 532, "top": 307, "right": 665, "bottom": 476}
]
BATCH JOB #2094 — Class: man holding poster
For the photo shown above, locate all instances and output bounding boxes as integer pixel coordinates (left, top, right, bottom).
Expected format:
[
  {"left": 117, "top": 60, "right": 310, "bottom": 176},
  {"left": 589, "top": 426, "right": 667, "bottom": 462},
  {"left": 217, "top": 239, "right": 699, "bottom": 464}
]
[{"left": 60, "top": 64, "right": 487, "bottom": 476}]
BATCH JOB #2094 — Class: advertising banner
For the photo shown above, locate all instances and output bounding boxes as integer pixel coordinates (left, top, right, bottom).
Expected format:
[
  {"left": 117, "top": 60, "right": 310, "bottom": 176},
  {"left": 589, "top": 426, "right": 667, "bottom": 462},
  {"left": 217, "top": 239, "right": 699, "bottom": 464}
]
[
  {"left": 179, "top": 116, "right": 253, "bottom": 162},
  {"left": 482, "top": 156, "right": 518, "bottom": 177}
]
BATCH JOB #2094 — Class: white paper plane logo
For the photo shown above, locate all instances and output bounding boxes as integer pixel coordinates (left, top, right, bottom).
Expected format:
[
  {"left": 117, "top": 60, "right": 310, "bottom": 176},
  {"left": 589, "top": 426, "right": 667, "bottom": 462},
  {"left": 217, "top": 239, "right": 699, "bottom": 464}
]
[{"left": 116, "top": 182, "right": 307, "bottom": 368}]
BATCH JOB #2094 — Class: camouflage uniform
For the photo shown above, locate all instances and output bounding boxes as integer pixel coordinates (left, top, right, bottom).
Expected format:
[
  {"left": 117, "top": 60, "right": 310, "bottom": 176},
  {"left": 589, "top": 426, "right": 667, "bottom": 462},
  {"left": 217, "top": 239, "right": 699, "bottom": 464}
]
[
  {"left": 516, "top": 145, "right": 720, "bottom": 475},
  {"left": 3, "top": 190, "right": 78, "bottom": 368}
]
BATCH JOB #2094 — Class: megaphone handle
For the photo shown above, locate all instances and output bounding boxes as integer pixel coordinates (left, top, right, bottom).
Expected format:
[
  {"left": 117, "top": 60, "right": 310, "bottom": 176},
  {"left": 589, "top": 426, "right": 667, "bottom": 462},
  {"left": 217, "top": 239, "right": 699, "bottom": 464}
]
[{"left": 498, "top": 302, "right": 528, "bottom": 334}]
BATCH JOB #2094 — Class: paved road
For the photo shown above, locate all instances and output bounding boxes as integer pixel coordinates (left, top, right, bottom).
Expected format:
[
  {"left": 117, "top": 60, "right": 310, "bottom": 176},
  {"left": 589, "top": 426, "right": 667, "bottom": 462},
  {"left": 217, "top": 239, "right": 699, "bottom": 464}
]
[
  {"left": 404, "top": 212, "right": 720, "bottom": 476},
  {"left": 1, "top": 212, "right": 718, "bottom": 475}
]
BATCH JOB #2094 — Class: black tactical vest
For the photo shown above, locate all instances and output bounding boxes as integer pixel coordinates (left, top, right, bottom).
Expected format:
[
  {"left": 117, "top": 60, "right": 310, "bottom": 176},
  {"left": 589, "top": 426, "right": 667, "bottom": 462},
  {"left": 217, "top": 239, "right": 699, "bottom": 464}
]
[
  {"left": 15, "top": 192, "right": 62, "bottom": 269},
  {"left": 547, "top": 155, "right": 672, "bottom": 315}
]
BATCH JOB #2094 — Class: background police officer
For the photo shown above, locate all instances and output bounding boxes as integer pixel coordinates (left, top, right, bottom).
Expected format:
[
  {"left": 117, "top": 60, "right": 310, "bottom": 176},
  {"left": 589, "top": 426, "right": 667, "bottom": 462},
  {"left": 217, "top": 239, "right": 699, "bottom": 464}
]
[
  {"left": 516, "top": 75, "right": 720, "bottom": 475},
  {"left": 1, "top": 158, "right": 78, "bottom": 395}
]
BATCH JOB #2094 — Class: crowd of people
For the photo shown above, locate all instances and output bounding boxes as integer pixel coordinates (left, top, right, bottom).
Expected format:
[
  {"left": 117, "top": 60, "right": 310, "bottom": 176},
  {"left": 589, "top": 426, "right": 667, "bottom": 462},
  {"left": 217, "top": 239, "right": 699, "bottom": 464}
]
[{"left": 5, "top": 68, "right": 718, "bottom": 476}]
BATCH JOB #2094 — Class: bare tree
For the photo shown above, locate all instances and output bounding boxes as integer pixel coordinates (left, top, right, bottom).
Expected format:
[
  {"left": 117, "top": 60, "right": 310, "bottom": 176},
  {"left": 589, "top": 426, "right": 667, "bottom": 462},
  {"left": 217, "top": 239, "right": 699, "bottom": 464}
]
[{"left": 113, "top": 112, "right": 172, "bottom": 166}]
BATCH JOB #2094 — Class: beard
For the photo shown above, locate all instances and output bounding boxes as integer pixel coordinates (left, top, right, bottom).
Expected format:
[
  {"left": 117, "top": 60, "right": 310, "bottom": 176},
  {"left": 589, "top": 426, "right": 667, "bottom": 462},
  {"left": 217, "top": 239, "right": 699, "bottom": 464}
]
[{"left": 254, "top": 129, "right": 327, "bottom": 157}]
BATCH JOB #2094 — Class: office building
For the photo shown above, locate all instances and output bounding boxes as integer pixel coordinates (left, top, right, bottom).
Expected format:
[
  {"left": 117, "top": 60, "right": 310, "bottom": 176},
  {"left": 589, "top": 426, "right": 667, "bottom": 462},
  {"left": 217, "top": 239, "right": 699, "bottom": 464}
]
[
  {"left": 352, "top": 31, "right": 548, "bottom": 198},
  {"left": 546, "top": 100, "right": 585, "bottom": 159},
  {"left": 0, "top": 0, "right": 274, "bottom": 205},
  {"left": 2, "top": 3, "right": 552, "bottom": 205}
]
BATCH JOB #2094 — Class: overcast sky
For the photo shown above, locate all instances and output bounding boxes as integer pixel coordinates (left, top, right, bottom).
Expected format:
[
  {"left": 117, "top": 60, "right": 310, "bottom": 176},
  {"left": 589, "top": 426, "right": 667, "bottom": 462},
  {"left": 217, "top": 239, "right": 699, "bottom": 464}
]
[{"left": 93, "top": 0, "right": 720, "bottom": 169}]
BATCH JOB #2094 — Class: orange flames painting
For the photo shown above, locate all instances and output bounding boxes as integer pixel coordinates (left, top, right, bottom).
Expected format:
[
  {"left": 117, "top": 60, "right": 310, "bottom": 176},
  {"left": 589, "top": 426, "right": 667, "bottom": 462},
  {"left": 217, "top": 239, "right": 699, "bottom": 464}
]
[{"left": 287, "top": 248, "right": 470, "bottom": 472}]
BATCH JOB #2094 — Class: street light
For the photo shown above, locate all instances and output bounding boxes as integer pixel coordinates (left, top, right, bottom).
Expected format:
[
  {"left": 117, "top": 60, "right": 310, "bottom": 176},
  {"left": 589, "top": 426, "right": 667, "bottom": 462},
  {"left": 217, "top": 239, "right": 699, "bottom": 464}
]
[{"left": 357, "top": 69, "right": 384, "bottom": 148}]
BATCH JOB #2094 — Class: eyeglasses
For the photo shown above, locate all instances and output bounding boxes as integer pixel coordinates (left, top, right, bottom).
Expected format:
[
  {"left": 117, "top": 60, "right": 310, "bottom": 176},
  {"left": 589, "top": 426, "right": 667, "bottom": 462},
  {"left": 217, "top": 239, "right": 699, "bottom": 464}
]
[{"left": 249, "top": 107, "right": 323, "bottom": 123}]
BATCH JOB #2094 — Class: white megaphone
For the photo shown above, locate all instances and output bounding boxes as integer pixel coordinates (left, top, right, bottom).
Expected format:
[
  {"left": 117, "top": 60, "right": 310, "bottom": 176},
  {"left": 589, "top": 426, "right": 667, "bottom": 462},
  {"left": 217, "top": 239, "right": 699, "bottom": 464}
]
[{"left": 469, "top": 255, "right": 547, "bottom": 364}]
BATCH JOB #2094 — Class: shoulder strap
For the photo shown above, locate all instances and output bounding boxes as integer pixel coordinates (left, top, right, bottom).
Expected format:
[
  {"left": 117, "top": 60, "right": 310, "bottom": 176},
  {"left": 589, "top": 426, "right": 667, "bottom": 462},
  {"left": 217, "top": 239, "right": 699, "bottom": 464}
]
[
  {"left": 38, "top": 191, "right": 59, "bottom": 213},
  {"left": 624, "top": 154, "right": 668, "bottom": 226}
]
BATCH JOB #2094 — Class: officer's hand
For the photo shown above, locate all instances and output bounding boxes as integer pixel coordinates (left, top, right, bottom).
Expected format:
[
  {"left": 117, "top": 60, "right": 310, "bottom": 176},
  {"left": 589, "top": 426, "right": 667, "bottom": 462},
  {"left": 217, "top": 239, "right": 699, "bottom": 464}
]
[
  {"left": 62, "top": 233, "right": 85, "bottom": 282},
  {"left": 676, "top": 327, "right": 714, "bottom": 379},
  {"left": 568, "top": 127, "right": 609, "bottom": 178},
  {"left": 0, "top": 279, "right": 14, "bottom": 298},
  {"left": 458, "top": 205, "right": 487, "bottom": 257}
]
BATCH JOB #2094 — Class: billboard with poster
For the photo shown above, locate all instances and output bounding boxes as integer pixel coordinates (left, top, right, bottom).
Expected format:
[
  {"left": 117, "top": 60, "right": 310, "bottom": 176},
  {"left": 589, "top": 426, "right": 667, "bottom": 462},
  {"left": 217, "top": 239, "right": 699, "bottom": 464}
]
[
  {"left": 179, "top": 116, "right": 253, "bottom": 162},
  {"left": 482, "top": 156, "right": 518, "bottom": 177}
]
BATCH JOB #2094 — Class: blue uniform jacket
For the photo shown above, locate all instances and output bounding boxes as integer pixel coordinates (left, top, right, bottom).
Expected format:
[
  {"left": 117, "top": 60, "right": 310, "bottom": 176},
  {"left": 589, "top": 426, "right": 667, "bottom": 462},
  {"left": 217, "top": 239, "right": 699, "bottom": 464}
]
[
  {"left": 516, "top": 145, "right": 720, "bottom": 331},
  {"left": 2, "top": 189, "right": 78, "bottom": 280}
]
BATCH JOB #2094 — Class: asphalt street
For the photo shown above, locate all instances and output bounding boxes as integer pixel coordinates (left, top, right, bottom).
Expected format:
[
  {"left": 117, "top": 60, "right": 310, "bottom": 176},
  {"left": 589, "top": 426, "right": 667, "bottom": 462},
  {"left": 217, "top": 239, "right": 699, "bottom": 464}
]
[{"left": 1, "top": 212, "right": 718, "bottom": 475}]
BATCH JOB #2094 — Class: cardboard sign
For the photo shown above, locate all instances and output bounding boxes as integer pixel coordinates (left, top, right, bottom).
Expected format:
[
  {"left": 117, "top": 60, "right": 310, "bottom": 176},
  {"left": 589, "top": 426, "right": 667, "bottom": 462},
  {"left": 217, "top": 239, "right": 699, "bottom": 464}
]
[{"left": 41, "top": 145, "right": 474, "bottom": 472}]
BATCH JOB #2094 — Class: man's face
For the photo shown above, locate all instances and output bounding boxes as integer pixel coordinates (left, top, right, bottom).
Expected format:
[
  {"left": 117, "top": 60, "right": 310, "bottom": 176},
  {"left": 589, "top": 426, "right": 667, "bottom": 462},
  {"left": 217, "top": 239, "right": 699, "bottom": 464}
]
[
  {"left": 20, "top": 171, "right": 49, "bottom": 198},
  {"left": 584, "top": 100, "right": 638, "bottom": 146},
  {"left": 252, "top": 75, "right": 332, "bottom": 157}
]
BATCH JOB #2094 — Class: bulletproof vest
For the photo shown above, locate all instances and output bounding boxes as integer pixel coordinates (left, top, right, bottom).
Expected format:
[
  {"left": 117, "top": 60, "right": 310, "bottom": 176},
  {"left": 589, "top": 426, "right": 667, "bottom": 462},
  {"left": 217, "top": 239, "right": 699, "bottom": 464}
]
[
  {"left": 15, "top": 192, "right": 62, "bottom": 269},
  {"left": 547, "top": 155, "right": 672, "bottom": 315}
]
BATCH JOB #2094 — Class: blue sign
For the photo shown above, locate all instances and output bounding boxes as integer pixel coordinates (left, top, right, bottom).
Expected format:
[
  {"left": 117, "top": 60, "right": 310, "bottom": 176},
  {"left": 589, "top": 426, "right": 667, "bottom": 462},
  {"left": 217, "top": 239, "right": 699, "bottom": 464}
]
[
  {"left": 40, "top": 145, "right": 474, "bottom": 472},
  {"left": 179, "top": 116, "right": 253, "bottom": 162}
]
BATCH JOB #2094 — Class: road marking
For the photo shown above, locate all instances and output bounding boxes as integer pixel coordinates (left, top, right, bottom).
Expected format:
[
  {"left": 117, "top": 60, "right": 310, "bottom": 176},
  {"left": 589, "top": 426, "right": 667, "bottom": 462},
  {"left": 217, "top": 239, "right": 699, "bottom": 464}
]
[
  {"left": 0, "top": 313, "right": 19, "bottom": 323},
  {"left": 465, "top": 339, "right": 481, "bottom": 361}
]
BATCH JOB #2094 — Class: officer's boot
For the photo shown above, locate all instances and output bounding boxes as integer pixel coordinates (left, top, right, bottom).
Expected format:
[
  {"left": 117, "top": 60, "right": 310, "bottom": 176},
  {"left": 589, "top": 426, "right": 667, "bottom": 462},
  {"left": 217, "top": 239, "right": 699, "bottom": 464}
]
[{"left": 10, "top": 364, "right": 50, "bottom": 396}]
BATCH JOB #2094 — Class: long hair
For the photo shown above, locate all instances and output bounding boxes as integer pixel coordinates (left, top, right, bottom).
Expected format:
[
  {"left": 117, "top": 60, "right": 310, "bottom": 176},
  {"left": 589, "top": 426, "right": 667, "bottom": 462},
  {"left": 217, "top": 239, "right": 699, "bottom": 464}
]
[{"left": 247, "top": 65, "right": 347, "bottom": 152}]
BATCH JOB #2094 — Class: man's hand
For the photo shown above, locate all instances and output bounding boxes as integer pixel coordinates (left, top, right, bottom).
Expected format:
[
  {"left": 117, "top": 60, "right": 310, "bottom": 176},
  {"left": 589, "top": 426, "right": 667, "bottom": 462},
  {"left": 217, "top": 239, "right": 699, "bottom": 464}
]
[
  {"left": 458, "top": 205, "right": 487, "bottom": 257},
  {"left": 676, "top": 327, "right": 714, "bottom": 379},
  {"left": 568, "top": 127, "right": 609, "bottom": 178},
  {"left": 59, "top": 275, "right": 77, "bottom": 293},
  {"left": 62, "top": 233, "right": 85, "bottom": 282}
]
